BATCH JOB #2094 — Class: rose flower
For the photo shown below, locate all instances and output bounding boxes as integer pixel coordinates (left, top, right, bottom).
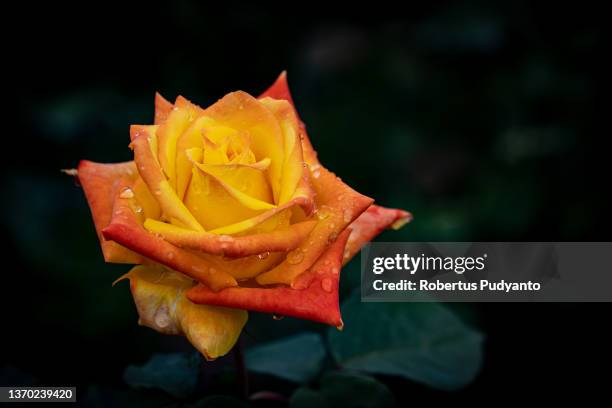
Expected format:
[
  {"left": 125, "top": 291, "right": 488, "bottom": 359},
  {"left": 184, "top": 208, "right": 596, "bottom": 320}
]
[{"left": 76, "top": 73, "right": 411, "bottom": 359}]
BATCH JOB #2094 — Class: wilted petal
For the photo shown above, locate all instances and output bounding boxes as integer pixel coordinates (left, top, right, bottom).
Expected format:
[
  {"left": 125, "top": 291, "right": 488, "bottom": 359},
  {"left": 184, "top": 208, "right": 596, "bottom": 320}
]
[{"left": 119, "top": 265, "right": 247, "bottom": 360}]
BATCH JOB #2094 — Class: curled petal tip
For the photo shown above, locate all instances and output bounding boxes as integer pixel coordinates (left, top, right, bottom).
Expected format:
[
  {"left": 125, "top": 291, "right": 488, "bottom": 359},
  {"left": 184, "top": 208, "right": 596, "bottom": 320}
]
[
  {"left": 391, "top": 211, "right": 413, "bottom": 230},
  {"left": 61, "top": 168, "right": 78, "bottom": 177}
]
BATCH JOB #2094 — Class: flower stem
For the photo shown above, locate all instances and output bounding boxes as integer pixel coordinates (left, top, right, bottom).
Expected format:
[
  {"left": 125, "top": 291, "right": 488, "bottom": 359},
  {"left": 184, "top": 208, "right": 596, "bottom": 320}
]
[{"left": 233, "top": 338, "right": 249, "bottom": 399}]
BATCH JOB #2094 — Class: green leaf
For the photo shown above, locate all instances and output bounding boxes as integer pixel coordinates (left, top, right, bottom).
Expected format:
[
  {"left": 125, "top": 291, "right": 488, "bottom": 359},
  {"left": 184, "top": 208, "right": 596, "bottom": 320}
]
[
  {"left": 328, "top": 291, "right": 483, "bottom": 390},
  {"left": 246, "top": 332, "right": 326, "bottom": 383},
  {"left": 186, "top": 395, "right": 248, "bottom": 408},
  {"left": 124, "top": 352, "right": 200, "bottom": 399},
  {"left": 290, "top": 371, "right": 396, "bottom": 408}
]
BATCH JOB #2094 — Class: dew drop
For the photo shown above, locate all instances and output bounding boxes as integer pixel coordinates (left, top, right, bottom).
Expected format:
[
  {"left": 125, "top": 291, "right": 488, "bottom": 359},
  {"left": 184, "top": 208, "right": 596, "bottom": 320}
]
[
  {"left": 331, "top": 266, "right": 340, "bottom": 275},
  {"left": 257, "top": 252, "right": 270, "bottom": 260},
  {"left": 337, "top": 193, "right": 346, "bottom": 201},
  {"left": 328, "top": 223, "right": 336, "bottom": 229},
  {"left": 218, "top": 235, "right": 234, "bottom": 243},
  {"left": 328, "top": 232, "right": 338, "bottom": 243},
  {"left": 192, "top": 265, "right": 206, "bottom": 274},
  {"left": 316, "top": 208, "right": 330, "bottom": 220},
  {"left": 154, "top": 305, "right": 171, "bottom": 328},
  {"left": 166, "top": 252, "right": 175, "bottom": 260},
  {"left": 272, "top": 314, "right": 284, "bottom": 320},
  {"left": 321, "top": 278, "right": 333, "bottom": 293},
  {"left": 343, "top": 209, "right": 352, "bottom": 223},
  {"left": 154, "top": 189, "right": 162, "bottom": 196},
  {"left": 119, "top": 188, "right": 134, "bottom": 199},
  {"left": 313, "top": 170, "right": 321, "bottom": 178},
  {"left": 287, "top": 249, "right": 304, "bottom": 265}
]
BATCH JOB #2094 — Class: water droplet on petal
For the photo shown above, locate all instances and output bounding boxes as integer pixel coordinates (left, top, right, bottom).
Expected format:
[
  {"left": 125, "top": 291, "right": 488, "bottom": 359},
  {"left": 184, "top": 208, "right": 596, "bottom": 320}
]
[
  {"left": 166, "top": 252, "right": 175, "bottom": 260},
  {"left": 313, "top": 170, "right": 321, "bottom": 178},
  {"left": 343, "top": 209, "right": 352, "bottom": 223},
  {"left": 328, "top": 223, "right": 336, "bottom": 229},
  {"left": 287, "top": 249, "right": 304, "bottom": 265},
  {"left": 343, "top": 249, "right": 350, "bottom": 260},
  {"left": 154, "top": 189, "right": 161, "bottom": 196},
  {"left": 192, "top": 265, "right": 206, "bottom": 274},
  {"left": 119, "top": 187, "right": 134, "bottom": 199},
  {"left": 272, "top": 314, "right": 284, "bottom": 320},
  {"left": 154, "top": 305, "right": 171, "bottom": 328},
  {"left": 321, "top": 278, "right": 333, "bottom": 293},
  {"left": 316, "top": 207, "right": 330, "bottom": 220},
  {"left": 331, "top": 266, "right": 340, "bottom": 275},
  {"left": 328, "top": 232, "right": 338, "bottom": 243},
  {"left": 257, "top": 252, "right": 270, "bottom": 260},
  {"left": 218, "top": 235, "right": 234, "bottom": 242}
]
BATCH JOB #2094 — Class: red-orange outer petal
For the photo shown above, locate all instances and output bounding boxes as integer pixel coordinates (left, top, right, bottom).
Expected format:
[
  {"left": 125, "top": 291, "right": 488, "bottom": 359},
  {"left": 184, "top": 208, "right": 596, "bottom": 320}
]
[
  {"left": 186, "top": 229, "right": 351, "bottom": 327},
  {"left": 343, "top": 204, "right": 413, "bottom": 265},
  {"left": 149, "top": 220, "right": 318, "bottom": 258},
  {"left": 77, "top": 160, "right": 144, "bottom": 264},
  {"left": 101, "top": 181, "right": 238, "bottom": 291}
]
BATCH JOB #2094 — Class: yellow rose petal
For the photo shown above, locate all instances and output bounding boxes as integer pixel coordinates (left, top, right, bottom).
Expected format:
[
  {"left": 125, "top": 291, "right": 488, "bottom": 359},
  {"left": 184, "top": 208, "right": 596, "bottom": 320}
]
[
  {"left": 204, "top": 91, "right": 285, "bottom": 204},
  {"left": 131, "top": 127, "right": 204, "bottom": 232}
]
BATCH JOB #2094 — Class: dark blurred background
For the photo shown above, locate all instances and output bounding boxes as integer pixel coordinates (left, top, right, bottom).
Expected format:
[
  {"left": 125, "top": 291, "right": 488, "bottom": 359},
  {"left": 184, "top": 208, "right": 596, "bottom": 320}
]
[{"left": 1, "top": 0, "right": 609, "bottom": 404}]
